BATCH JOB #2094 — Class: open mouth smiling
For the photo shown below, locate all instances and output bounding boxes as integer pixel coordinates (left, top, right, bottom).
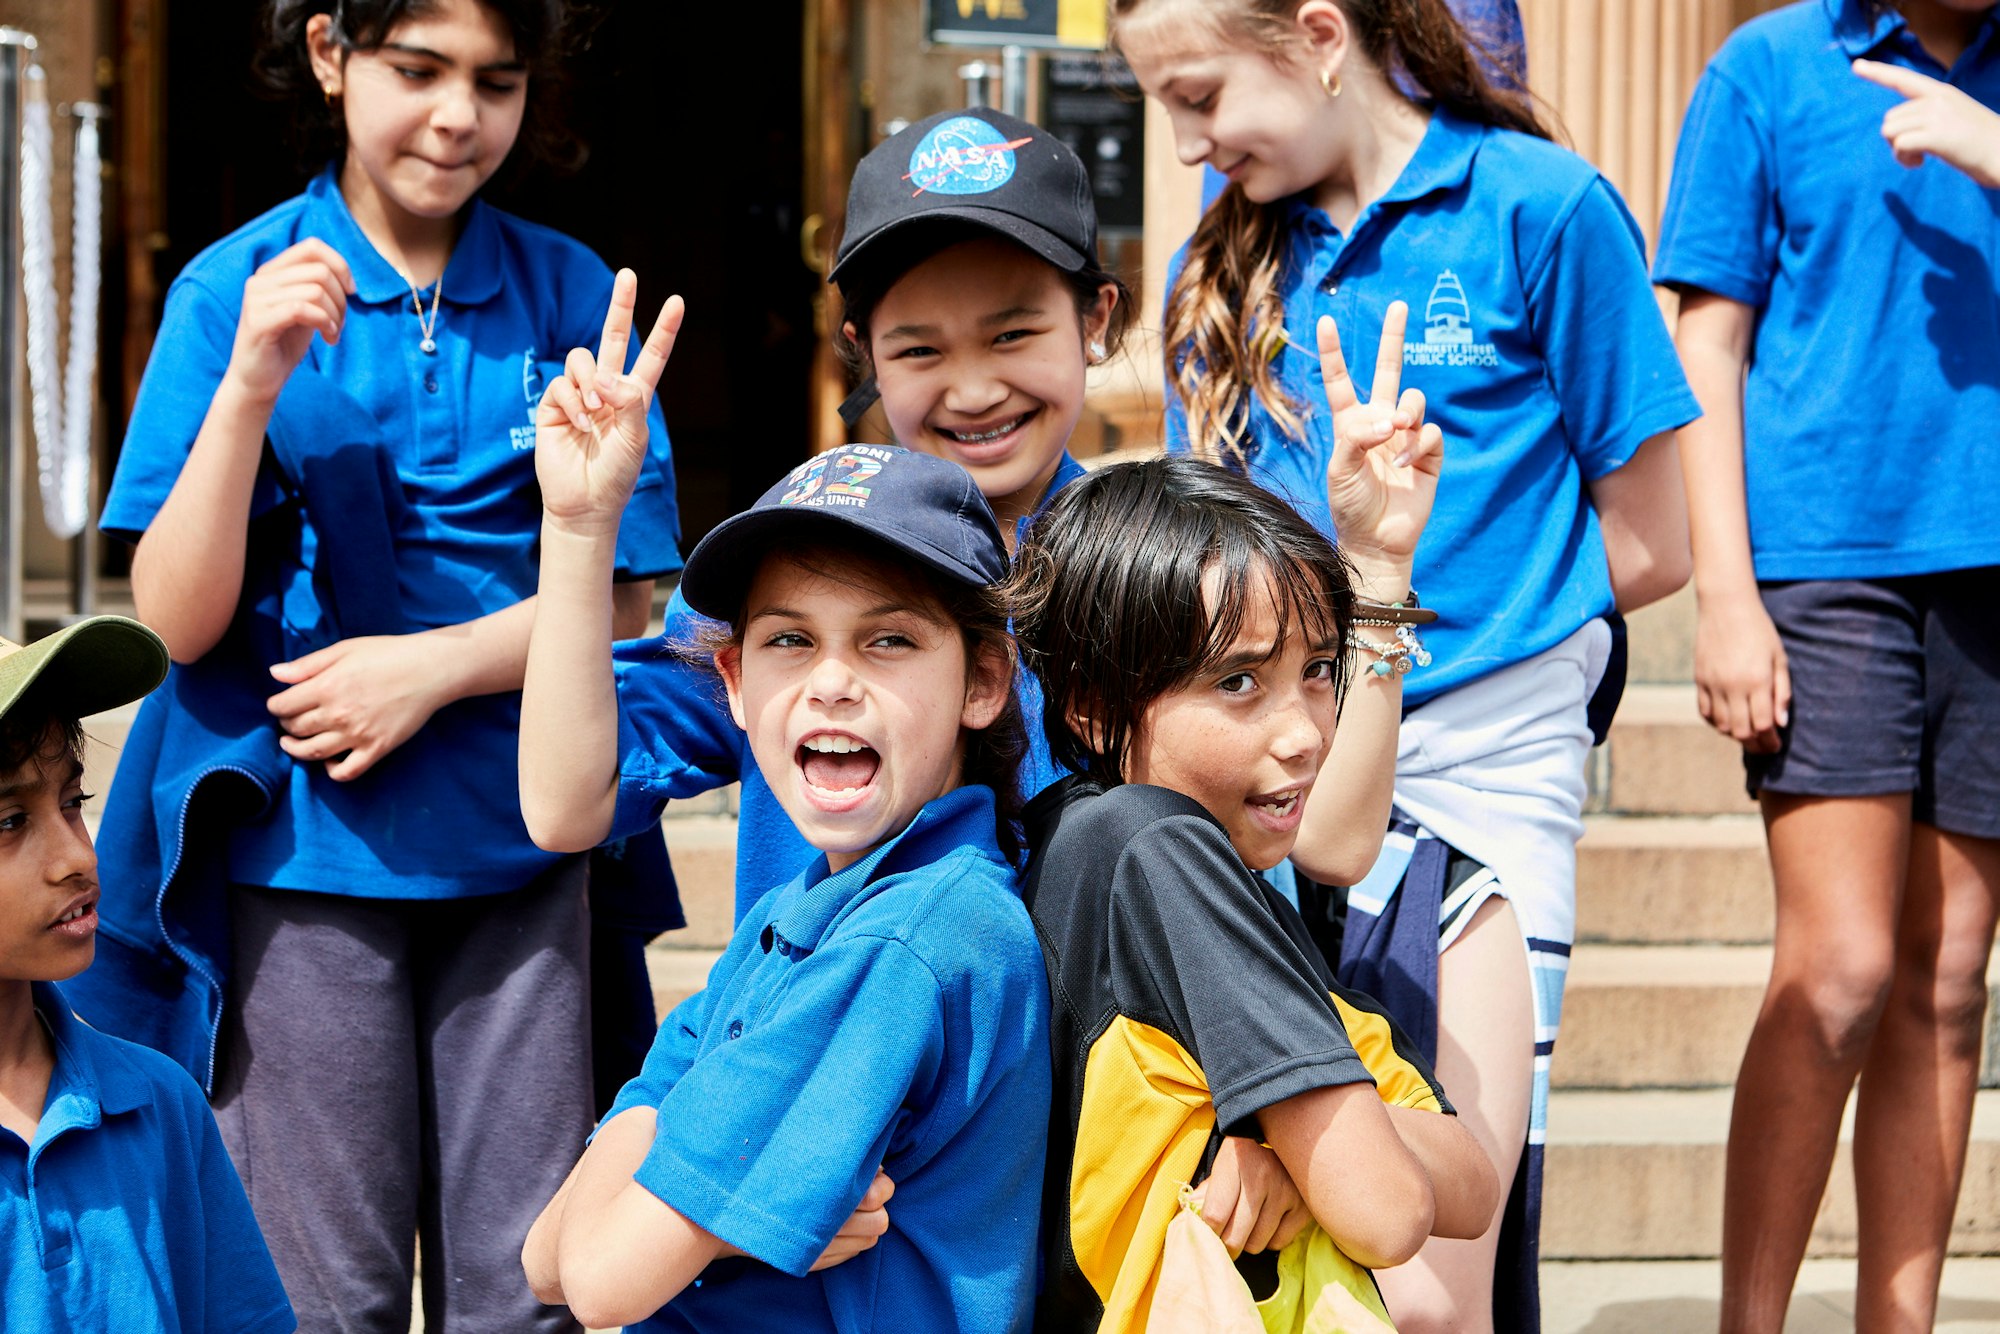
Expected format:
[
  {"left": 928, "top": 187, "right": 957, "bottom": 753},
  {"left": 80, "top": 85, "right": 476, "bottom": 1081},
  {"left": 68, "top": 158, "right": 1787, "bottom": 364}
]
[{"left": 798, "top": 732, "right": 882, "bottom": 806}]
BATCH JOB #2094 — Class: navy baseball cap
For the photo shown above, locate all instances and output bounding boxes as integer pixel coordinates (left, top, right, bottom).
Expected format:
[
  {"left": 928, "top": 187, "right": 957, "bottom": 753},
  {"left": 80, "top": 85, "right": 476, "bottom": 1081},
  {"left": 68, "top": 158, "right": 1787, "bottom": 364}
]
[
  {"left": 829, "top": 107, "right": 1099, "bottom": 287},
  {"left": 679, "top": 445, "right": 1010, "bottom": 622}
]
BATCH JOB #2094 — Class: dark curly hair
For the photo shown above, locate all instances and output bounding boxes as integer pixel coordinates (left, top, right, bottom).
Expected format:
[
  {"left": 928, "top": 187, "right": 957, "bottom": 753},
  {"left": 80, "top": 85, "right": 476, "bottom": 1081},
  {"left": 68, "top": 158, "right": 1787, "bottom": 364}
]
[{"left": 252, "top": 0, "right": 588, "bottom": 177}]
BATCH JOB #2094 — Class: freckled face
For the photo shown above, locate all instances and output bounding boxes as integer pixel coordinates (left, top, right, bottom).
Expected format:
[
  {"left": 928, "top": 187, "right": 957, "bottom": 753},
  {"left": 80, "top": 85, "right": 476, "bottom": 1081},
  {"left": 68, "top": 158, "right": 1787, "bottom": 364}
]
[
  {"left": 0, "top": 740, "right": 100, "bottom": 983},
  {"left": 313, "top": 0, "right": 529, "bottom": 234},
  {"left": 1123, "top": 568, "right": 1340, "bottom": 871},
  {"left": 716, "top": 556, "right": 1010, "bottom": 871}
]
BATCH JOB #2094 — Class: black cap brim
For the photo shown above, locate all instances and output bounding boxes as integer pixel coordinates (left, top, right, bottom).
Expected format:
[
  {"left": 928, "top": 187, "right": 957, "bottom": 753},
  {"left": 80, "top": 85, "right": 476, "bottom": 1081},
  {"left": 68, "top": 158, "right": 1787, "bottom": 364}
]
[
  {"left": 829, "top": 205, "right": 1091, "bottom": 288},
  {"left": 680, "top": 506, "right": 996, "bottom": 623}
]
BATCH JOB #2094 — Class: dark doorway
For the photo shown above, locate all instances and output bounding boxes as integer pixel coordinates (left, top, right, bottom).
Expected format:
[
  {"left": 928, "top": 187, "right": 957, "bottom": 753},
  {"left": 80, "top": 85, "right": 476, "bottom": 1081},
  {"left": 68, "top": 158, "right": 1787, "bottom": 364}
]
[{"left": 152, "top": 0, "right": 815, "bottom": 549}]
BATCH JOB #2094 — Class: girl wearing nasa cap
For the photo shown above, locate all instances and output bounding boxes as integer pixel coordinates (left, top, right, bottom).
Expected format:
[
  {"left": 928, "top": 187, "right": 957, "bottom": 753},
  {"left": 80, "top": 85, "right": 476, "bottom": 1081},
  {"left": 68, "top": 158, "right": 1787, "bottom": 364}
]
[
  {"left": 565, "top": 110, "right": 1135, "bottom": 939},
  {"left": 1114, "top": 1, "right": 1703, "bottom": 1327},
  {"left": 1657, "top": 3, "right": 2000, "bottom": 1328},
  {"left": 75, "top": 0, "right": 681, "bottom": 1326}
]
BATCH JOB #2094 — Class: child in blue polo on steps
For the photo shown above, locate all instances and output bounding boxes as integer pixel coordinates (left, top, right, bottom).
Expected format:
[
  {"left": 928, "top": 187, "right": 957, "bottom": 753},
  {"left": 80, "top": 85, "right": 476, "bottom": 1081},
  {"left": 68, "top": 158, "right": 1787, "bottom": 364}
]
[
  {"left": 0, "top": 616, "right": 292, "bottom": 1333},
  {"left": 516, "top": 287, "right": 1049, "bottom": 1331}
]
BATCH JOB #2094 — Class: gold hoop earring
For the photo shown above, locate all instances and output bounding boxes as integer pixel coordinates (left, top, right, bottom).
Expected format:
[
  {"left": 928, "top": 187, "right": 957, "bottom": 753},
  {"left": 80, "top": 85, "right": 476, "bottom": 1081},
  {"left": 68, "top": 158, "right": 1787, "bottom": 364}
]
[
  {"left": 1320, "top": 69, "right": 1342, "bottom": 99},
  {"left": 323, "top": 83, "right": 338, "bottom": 105}
]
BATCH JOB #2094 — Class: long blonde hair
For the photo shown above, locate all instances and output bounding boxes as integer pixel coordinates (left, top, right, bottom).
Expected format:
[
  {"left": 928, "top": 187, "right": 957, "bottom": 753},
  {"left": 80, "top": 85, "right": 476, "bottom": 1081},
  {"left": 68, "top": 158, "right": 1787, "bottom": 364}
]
[{"left": 1119, "top": 0, "right": 1553, "bottom": 463}]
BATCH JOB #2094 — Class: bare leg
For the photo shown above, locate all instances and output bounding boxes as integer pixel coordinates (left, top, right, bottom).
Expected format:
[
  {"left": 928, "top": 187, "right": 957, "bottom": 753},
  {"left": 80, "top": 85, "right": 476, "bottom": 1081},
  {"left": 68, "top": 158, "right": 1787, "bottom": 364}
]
[
  {"left": 1719, "top": 793, "right": 1910, "bottom": 1334},
  {"left": 1851, "top": 825, "right": 2000, "bottom": 1332},
  {"left": 1374, "top": 896, "right": 1534, "bottom": 1334}
]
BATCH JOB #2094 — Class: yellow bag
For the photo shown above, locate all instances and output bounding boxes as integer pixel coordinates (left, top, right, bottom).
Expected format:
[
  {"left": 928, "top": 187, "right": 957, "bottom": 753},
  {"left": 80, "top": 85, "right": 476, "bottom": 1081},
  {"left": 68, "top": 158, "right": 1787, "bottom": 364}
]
[{"left": 1145, "top": 1187, "right": 1398, "bottom": 1334}]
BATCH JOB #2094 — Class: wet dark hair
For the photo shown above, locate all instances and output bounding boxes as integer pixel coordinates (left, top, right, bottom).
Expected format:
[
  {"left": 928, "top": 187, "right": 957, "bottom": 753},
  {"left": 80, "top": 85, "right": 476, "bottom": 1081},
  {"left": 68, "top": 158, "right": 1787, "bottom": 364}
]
[
  {"left": 831, "top": 220, "right": 1136, "bottom": 387},
  {"left": 253, "top": 0, "right": 585, "bottom": 176},
  {"left": 0, "top": 694, "right": 85, "bottom": 780},
  {"left": 683, "top": 529, "right": 1029, "bottom": 862},
  {"left": 1009, "top": 456, "right": 1355, "bottom": 784}
]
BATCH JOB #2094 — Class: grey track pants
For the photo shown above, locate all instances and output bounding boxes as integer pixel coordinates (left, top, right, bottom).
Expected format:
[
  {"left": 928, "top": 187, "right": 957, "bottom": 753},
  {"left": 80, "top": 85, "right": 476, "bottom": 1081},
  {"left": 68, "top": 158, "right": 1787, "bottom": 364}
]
[{"left": 213, "top": 859, "right": 591, "bottom": 1334}]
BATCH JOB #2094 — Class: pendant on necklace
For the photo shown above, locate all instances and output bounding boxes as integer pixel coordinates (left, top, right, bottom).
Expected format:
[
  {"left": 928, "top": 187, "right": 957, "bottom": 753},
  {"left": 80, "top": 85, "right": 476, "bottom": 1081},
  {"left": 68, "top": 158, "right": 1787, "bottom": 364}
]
[{"left": 420, "top": 337, "right": 437, "bottom": 355}]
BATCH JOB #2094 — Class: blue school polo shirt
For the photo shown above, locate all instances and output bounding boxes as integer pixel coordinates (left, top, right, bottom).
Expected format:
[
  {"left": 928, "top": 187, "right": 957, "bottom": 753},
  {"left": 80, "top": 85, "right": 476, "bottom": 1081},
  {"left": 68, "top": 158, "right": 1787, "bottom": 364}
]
[
  {"left": 613, "top": 451, "right": 1085, "bottom": 921},
  {"left": 1654, "top": 0, "right": 2000, "bottom": 581},
  {"left": 1, "top": 984, "right": 294, "bottom": 1332},
  {"left": 101, "top": 167, "right": 682, "bottom": 898},
  {"left": 1168, "top": 109, "right": 1699, "bottom": 706},
  {"left": 601, "top": 784, "right": 1050, "bottom": 1333}
]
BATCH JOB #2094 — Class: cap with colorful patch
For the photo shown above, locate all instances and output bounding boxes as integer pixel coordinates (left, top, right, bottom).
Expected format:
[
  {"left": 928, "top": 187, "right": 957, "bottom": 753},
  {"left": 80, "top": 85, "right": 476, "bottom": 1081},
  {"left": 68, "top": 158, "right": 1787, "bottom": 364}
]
[{"left": 679, "top": 445, "right": 1009, "bottom": 622}]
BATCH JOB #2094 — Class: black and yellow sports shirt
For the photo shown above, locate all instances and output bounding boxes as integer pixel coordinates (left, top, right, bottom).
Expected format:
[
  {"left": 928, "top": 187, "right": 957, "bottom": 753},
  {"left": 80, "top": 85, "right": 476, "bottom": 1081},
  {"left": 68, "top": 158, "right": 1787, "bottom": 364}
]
[{"left": 1021, "top": 776, "right": 1452, "bottom": 1333}]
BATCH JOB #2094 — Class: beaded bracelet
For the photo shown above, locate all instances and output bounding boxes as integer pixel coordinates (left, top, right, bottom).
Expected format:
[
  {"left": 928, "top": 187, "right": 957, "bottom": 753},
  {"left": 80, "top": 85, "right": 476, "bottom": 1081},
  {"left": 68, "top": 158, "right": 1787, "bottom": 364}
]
[{"left": 1346, "top": 623, "right": 1434, "bottom": 677}]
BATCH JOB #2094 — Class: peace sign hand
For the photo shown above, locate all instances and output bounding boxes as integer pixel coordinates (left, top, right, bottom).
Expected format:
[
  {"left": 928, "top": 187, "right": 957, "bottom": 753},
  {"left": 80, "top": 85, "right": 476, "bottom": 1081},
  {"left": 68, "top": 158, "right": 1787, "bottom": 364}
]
[
  {"left": 1319, "top": 303, "right": 1443, "bottom": 576},
  {"left": 536, "top": 269, "right": 685, "bottom": 538}
]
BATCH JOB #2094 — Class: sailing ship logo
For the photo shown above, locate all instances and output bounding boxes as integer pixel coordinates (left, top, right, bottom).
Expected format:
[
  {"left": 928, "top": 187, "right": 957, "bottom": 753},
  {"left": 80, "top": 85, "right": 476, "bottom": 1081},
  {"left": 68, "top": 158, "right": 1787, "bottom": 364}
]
[
  {"left": 1423, "top": 271, "right": 1475, "bottom": 345},
  {"left": 1405, "top": 270, "right": 1500, "bottom": 370}
]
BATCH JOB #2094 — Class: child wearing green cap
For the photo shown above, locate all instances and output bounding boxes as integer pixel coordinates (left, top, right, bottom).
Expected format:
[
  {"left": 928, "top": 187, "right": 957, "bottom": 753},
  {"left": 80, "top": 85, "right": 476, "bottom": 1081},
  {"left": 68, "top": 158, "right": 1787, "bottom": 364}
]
[{"left": 0, "top": 616, "right": 293, "bottom": 1331}]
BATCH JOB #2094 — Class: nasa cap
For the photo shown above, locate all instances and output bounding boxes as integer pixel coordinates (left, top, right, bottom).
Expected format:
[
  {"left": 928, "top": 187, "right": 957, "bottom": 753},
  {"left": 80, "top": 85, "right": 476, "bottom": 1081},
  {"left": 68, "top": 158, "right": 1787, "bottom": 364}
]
[
  {"left": 830, "top": 107, "right": 1099, "bottom": 287},
  {"left": 679, "top": 445, "right": 1010, "bottom": 622}
]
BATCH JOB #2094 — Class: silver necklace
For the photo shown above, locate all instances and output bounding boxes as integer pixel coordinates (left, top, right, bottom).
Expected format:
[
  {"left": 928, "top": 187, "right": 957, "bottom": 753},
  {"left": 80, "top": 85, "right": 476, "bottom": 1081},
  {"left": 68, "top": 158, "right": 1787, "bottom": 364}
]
[{"left": 405, "top": 274, "right": 443, "bottom": 354}]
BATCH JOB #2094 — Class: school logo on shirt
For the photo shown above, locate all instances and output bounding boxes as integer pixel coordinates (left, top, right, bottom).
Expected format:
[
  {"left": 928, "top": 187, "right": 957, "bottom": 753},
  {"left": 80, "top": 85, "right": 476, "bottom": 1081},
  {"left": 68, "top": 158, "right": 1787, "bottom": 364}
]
[
  {"left": 1404, "top": 270, "right": 1499, "bottom": 370},
  {"left": 905, "top": 116, "right": 1034, "bottom": 197},
  {"left": 779, "top": 445, "right": 891, "bottom": 510},
  {"left": 511, "top": 348, "right": 544, "bottom": 451}
]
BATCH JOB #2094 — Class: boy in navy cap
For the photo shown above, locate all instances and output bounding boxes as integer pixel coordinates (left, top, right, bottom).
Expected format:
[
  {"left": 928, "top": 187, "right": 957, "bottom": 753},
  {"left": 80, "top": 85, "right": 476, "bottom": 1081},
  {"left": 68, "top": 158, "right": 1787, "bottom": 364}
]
[
  {"left": 0, "top": 616, "right": 293, "bottom": 1332},
  {"left": 517, "top": 287, "right": 1049, "bottom": 1333}
]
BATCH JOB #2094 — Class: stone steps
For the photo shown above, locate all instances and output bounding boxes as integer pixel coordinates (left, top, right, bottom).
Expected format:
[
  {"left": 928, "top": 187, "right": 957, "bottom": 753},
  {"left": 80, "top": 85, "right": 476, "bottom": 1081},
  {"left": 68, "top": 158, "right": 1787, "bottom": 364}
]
[
  {"left": 1542, "top": 1087, "right": 2000, "bottom": 1259},
  {"left": 1577, "top": 815, "right": 1772, "bottom": 945}
]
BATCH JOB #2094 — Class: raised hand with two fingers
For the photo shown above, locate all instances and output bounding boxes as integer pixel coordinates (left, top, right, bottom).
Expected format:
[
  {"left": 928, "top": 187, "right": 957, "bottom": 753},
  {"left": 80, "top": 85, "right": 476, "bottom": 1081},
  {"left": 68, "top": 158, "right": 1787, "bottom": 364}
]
[
  {"left": 536, "top": 269, "right": 686, "bottom": 537},
  {"left": 1318, "top": 302, "right": 1444, "bottom": 577}
]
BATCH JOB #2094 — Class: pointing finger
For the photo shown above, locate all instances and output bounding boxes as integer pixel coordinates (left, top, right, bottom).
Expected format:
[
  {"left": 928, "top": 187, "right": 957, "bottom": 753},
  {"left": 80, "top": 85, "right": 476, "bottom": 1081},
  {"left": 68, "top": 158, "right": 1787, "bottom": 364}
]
[
  {"left": 1317, "top": 315, "right": 1358, "bottom": 414},
  {"left": 627, "top": 294, "right": 686, "bottom": 396},
  {"left": 1370, "top": 301, "right": 1409, "bottom": 408},
  {"left": 1853, "top": 57, "right": 1936, "bottom": 101},
  {"left": 596, "top": 269, "right": 638, "bottom": 384}
]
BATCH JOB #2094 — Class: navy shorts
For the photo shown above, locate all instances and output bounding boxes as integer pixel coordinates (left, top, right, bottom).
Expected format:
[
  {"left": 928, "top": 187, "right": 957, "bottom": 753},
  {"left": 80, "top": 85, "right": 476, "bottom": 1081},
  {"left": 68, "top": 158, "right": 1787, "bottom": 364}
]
[{"left": 1747, "top": 568, "right": 2000, "bottom": 839}]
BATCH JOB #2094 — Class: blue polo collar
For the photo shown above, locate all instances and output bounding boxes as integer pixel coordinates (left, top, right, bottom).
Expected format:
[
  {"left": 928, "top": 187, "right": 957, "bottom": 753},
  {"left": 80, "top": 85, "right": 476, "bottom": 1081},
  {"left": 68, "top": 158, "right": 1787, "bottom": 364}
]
[
  {"left": 1827, "top": 0, "right": 2000, "bottom": 61},
  {"left": 1283, "top": 106, "right": 1483, "bottom": 237},
  {"left": 767, "top": 784, "right": 1005, "bottom": 957},
  {"left": 1828, "top": 0, "right": 1908, "bottom": 57},
  {"left": 24, "top": 982, "right": 147, "bottom": 1153},
  {"left": 302, "top": 166, "right": 504, "bottom": 309}
]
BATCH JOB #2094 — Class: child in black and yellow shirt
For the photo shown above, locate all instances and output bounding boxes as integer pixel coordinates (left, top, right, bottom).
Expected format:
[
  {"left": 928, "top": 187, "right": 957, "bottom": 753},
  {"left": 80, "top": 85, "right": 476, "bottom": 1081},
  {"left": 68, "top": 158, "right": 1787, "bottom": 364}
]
[{"left": 1012, "top": 431, "right": 1498, "bottom": 1328}]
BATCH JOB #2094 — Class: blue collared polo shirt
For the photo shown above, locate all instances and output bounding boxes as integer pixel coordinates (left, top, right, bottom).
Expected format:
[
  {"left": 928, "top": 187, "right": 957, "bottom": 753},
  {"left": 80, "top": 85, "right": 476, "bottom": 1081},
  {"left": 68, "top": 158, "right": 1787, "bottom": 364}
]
[
  {"left": 102, "top": 167, "right": 683, "bottom": 898},
  {"left": 601, "top": 784, "right": 1050, "bottom": 1333},
  {"left": 1655, "top": 0, "right": 2000, "bottom": 580},
  {"left": 1169, "top": 109, "right": 1699, "bottom": 705},
  {"left": 613, "top": 451, "right": 1086, "bottom": 921},
  {"left": 1, "top": 983, "right": 294, "bottom": 1332}
]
